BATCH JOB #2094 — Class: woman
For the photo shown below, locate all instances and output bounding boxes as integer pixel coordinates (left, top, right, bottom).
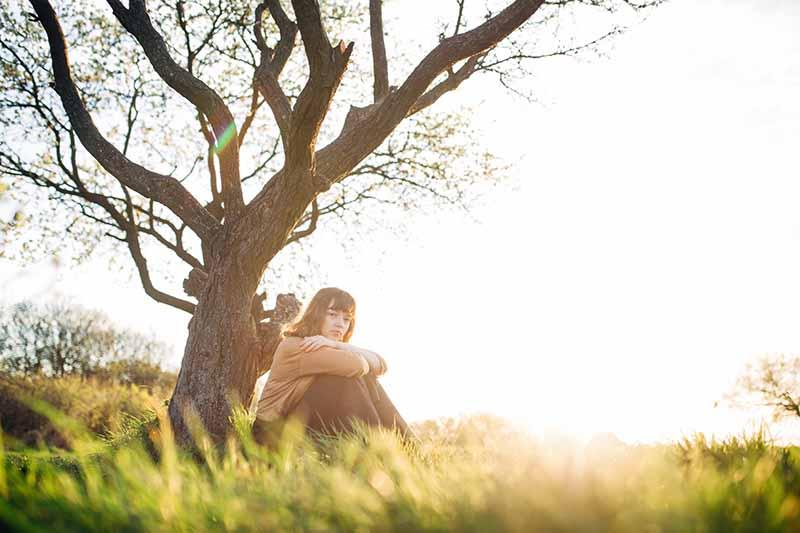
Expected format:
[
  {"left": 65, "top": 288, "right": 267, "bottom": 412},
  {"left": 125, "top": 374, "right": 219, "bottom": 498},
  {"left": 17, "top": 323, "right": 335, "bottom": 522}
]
[{"left": 252, "top": 287, "right": 414, "bottom": 446}]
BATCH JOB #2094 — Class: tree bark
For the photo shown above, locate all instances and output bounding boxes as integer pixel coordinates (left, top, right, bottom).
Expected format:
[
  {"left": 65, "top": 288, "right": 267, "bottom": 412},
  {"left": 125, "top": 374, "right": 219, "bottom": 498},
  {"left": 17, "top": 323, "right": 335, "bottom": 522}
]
[
  {"left": 168, "top": 258, "right": 256, "bottom": 443},
  {"left": 168, "top": 257, "right": 300, "bottom": 444}
]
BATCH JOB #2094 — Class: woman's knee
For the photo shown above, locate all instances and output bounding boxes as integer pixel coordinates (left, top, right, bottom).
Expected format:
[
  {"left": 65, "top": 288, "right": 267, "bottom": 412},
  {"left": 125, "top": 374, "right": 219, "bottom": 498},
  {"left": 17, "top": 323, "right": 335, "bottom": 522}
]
[
  {"left": 301, "top": 375, "right": 380, "bottom": 430},
  {"left": 302, "top": 374, "right": 364, "bottom": 406}
]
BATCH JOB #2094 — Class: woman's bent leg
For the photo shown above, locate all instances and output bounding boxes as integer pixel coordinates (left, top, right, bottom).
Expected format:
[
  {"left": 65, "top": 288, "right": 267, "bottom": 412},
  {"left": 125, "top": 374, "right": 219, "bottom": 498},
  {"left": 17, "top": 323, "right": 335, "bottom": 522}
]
[
  {"left": 364, "top": 376, "right": 419, "bottom": 443},
  {"left": 289, "top": 375, "right": 381, "bottom": 436}
]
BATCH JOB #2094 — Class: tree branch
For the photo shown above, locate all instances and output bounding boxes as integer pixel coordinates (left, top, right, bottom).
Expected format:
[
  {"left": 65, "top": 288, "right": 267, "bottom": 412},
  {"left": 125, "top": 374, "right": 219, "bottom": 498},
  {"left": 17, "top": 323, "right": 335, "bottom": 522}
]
[
  {"left": 262, "top": 0, "right": 297, "bottom": 74},
  {"left": 137, "top": 221, "right": 204, "bottom": 271},
  {"left": 28, "top": 0, "right": 221, "bottom": 242},
  {"left": 242, "top": 0, "right": 541, "bottom": 275},
  {"left": 197, "top": 112, "right": 224, "bottom": 220},
  {"left": 121, "top": 77, "right": 143, "bottom": 156},
  {"left": 286, "top": 0, "right": 353, "bottom": 175},
  {"left": 409, "top": 53, "right": 483, "bottom": 115},
  {"left": 237, "top": 87, "right": 262, "bottom": 146},
  {"left": 369, "top": 0, "right": 389, "bottom": 102},
  {"left": 125, "top": 222, "right": 197, "bottom": 314},
  {"left": 253, "top": 0, "right": 297, "bottom": 148},
  {"left": 116, "top": 184, "right": 195, "bottom": 314},
  {"left": 241, "top": 136, "right": 282, "bottom": 183},
  {"left": 452, "top": 0, "right": 466, "bottom": 36},
  {"left": 105, "top": 0, "right": 245, "bottom": 220},
  {"left": 285, "top": 198, "right": 319, "bottom": 245},
  {"left": 313, "top": 0, "right": 545, "bottom": 188}
]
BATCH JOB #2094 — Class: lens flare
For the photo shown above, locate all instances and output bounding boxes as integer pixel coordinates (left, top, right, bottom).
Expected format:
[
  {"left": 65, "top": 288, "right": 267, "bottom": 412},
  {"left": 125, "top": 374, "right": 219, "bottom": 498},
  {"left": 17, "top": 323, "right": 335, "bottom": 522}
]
[{"left": 214, "top": 122, "right": 237, "bottom": 154}]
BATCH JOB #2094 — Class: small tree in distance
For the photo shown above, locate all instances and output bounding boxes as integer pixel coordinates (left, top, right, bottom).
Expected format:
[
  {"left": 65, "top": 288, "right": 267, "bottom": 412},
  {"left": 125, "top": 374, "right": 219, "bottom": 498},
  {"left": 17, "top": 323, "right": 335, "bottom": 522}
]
[{"left": 721, "top": 354, "right": 800, "bottom": 422}]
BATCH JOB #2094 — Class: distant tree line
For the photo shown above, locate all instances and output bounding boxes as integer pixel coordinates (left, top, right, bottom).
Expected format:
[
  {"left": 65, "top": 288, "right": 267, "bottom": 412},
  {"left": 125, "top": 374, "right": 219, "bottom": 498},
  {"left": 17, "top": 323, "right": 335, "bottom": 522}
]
[{"left": 0, "top": 299, "right": 175, "bottom": 390}]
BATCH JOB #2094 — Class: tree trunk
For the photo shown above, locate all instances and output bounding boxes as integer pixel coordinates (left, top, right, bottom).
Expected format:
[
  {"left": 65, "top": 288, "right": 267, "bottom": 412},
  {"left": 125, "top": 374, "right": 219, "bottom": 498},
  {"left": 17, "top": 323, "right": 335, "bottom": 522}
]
[
  {"left": 168, "top": 171, "right": 314, "bottom": 446},
  {"left": 167, "top": 252, "right": 302, "bottom": 445},
  {"left": 168, "top": 261, "right": 259, "bottom": 444}
]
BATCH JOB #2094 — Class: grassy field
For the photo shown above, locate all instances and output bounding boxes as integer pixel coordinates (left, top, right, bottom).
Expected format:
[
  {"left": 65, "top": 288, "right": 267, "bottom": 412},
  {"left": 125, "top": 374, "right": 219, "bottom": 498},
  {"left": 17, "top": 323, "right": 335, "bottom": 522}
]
[{"left": 1, "top": 403, "right": 799, "bottom": 533}]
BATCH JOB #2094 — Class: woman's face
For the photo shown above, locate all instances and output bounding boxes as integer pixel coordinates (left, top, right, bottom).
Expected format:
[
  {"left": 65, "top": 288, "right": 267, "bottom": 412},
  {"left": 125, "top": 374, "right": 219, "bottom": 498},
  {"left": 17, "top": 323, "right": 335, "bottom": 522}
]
[{"left": 320, "top": 301, "right": 353, "bottom": 341}]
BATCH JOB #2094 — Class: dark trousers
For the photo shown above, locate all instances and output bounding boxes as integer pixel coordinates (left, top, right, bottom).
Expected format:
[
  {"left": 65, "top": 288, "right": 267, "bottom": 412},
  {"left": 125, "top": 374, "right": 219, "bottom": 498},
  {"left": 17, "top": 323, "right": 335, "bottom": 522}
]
[{"left": 252, "top": 375, "right": 416, "bottom": 446}]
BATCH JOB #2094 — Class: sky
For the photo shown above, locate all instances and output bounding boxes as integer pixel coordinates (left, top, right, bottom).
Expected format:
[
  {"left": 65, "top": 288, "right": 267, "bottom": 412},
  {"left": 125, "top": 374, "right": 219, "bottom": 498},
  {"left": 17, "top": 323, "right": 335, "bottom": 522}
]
[{"left": 2, "top": 0, "right": 800, "bottom": 445}]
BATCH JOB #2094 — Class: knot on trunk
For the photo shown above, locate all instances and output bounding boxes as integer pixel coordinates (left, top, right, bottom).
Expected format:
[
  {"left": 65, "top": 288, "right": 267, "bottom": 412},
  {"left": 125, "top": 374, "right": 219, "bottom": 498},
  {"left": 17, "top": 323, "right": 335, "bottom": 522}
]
[
  {"left": 183, "top": 268, "right": 209, "bottom": 298},
  {"left": 254, "top": 292, "right": 302, "bottom": 375},
  {"left": 342, "top": 100, "right": 380, "bottom": 133},
  {"left": 181, "top": 265, "right": 301, "bottom": 374}
]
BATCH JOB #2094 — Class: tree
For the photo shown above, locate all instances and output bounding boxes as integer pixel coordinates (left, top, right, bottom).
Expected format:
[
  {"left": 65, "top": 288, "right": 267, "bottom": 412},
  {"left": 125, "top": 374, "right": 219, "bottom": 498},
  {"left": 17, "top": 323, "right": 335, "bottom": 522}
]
[
  {"left": 0, "top": 299, "right": 173, "bottom": 381},
  {"left": 721, "top": 354, "right": 800, "bottom": 422},
  {"left": 3, "top": 0, "right": 661, "bottom": 444}
]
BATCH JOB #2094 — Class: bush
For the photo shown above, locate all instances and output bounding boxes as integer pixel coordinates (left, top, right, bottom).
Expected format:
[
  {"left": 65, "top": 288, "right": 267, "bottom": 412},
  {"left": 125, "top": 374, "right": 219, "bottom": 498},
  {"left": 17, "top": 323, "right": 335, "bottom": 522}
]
[
  {"left": 0, "top": 373, "right": 172, "bottom": 450},
  {"left": 91, "top": 357, "right": 176, "bottom": 391}
]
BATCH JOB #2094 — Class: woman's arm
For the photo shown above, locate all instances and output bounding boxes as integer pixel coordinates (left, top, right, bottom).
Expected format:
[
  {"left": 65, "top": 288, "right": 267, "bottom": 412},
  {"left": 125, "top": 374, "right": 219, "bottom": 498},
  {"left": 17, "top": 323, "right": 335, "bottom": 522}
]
[
  {"left": 297, "top": 336, "right": 388, "bottom": 376},
  {"left": 344, "top": 345, "right": 388, "bottom": 376},
  {"left": 287, "top": 337, "right": 370, "bottom": 378}
]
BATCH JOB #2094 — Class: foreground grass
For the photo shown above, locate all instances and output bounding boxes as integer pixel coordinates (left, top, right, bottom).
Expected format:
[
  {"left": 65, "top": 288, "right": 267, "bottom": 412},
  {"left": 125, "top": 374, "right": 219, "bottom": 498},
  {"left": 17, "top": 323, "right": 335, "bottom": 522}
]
[{"left": 1, "top": 409, "right": 799, "bottom": 532}]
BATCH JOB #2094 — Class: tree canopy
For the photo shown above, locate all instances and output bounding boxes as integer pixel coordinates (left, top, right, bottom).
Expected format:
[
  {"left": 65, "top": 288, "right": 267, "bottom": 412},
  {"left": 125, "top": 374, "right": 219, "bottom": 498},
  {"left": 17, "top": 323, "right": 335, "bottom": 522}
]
[{"left": 1, "top": 0, "right": 659, "bottom": 301}]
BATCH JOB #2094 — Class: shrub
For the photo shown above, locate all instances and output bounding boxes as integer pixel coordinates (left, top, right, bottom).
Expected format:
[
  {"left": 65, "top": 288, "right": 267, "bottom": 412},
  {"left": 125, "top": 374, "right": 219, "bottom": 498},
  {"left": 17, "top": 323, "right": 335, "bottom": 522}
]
[{"left": 0, "top": 373, "right": 171, "bottom": 450}]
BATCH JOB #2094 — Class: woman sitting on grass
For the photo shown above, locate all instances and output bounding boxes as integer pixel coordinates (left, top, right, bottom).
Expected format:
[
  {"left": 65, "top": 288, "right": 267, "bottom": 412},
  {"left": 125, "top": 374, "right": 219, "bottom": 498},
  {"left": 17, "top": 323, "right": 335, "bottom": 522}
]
[{"left": 252, "top": 287, "right": 414, "bottom": 446}]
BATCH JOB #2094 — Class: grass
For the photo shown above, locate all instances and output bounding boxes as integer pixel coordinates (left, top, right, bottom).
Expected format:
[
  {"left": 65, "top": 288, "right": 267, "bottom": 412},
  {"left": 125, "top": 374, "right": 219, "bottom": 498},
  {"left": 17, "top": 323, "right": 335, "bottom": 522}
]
[{"left": 1, "top": 400, "right": 800, "bottom": 532}]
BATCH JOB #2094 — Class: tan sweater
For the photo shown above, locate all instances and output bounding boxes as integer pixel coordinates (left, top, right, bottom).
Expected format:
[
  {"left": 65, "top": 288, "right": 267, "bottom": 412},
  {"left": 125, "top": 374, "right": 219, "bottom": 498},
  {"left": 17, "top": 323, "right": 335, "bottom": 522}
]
[{"left": 255, "top": 336, "right": 387, "bottom": 422}]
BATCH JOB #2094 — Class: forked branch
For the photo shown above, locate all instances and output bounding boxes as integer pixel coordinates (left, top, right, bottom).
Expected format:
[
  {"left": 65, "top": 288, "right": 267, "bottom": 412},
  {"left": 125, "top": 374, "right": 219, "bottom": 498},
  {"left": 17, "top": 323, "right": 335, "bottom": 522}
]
[
  {"left": 105, "top": 0, "right": 245, "bottom": 220},
  {"left": 253, "top": 0, "right": 297, "bottom": 146},
  {"left": 313, "top": 0, "right": 546, "bottom": 187},
  {"left": 285, "top": 0, "right": 354, "bottom": 174},
  {"left": 29, "top": 0, "right": 221, "bottom": 242}
]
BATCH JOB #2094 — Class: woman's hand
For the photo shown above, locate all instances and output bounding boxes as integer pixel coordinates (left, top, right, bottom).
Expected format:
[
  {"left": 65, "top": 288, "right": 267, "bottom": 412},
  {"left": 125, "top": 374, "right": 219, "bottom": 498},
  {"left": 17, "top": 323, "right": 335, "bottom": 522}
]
[
  {"left": 299, "top": 335, "right": 341, "bottom": 352},
  {"left": 349, "top": 347, "right": 388, "bottom": 376}
]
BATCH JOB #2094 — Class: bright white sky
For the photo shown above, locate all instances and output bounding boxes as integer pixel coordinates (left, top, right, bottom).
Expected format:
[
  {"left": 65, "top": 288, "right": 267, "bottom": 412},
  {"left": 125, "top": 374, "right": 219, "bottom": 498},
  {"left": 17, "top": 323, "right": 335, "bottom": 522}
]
[{"left": 3, "top": 0, "right": 800, "bottom": 445}]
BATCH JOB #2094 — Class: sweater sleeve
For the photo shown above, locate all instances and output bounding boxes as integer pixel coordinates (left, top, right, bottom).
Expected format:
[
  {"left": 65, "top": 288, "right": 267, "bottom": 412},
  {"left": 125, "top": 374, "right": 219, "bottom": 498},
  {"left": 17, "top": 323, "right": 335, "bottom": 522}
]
[
  {"left": 350, "top": 347, "right": 388, "bottom": 376},
  {"left": 296, "top": 346, "right": 369, "bottom": 378},
  {"left": 366, "top": 352, "right": 388, "bottom": 376}
]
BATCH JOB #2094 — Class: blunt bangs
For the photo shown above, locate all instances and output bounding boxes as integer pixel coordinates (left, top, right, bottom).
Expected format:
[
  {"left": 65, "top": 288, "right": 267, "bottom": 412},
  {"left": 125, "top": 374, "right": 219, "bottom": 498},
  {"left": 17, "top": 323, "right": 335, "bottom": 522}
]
[{"left": 328, "top": 291, "right": 355, "bottom": 316}]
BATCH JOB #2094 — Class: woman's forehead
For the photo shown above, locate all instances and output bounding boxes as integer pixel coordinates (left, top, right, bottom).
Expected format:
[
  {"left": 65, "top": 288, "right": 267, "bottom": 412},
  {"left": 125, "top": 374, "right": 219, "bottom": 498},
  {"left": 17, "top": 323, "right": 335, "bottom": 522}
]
[{"left": 327, "top": 299, "right": 354, "bottom": 313}]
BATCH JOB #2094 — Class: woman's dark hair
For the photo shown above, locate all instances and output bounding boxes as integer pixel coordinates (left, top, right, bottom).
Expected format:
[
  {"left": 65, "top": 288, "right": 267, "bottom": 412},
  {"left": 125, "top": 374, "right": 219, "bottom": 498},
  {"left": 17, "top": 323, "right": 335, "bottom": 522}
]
[{"left": 282, "top": 287, "right": 356, "bottom": 342}]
